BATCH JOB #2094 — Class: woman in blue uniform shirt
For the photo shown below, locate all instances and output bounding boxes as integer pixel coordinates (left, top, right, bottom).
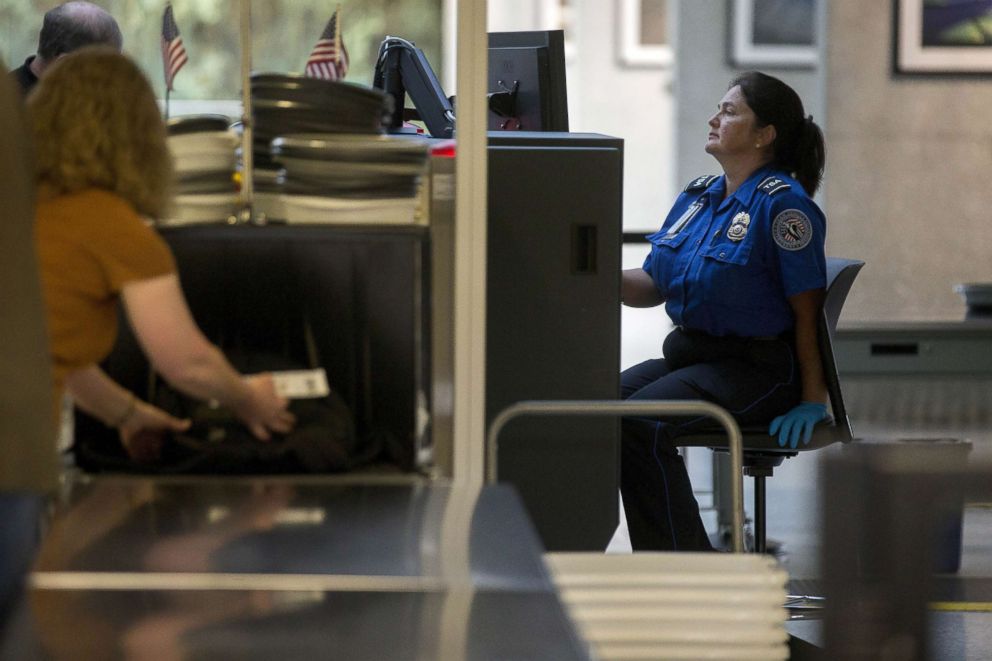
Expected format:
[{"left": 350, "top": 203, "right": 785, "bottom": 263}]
[{"left": 621, "top": 71, "right": 827, "bottom": 551}]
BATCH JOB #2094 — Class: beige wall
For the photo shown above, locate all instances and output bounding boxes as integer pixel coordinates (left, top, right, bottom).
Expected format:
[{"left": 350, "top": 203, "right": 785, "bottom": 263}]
[
  {"left": 675, "top": 0, "right": 824, "bottom": 193},
  {"left": 826, "top": 2, "right": 992, "bottom": 321}
]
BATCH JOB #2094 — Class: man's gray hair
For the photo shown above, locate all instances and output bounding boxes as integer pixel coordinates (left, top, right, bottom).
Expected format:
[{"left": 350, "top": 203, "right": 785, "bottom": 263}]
[{"left": 37, "top": 2, "right": 122, "bottom": 60}]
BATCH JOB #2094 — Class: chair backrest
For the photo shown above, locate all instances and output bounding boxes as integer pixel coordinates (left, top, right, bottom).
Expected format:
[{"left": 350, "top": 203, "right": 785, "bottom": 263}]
[{"left": 819, "top": 257, "right": 865, "bottom": 442}]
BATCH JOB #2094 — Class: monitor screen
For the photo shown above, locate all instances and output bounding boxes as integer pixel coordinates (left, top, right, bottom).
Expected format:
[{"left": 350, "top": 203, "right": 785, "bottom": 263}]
[{"left": 487, "top": 30, "right": 569, "bottom": 132}]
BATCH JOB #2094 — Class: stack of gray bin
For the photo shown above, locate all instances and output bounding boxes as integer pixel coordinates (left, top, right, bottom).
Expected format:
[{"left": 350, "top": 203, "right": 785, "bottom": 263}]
[
  {"left": 164, "top": 115, "right": 240, "bottom": 225},
  {"left": 249, "top": 73, "right": 429, "bottom": 224},
  {"left": 546, "top": 552, "right": 789, "bottom": 661},
  {"left": 264, "top": 133, "right": 430, "bottom": 224}
]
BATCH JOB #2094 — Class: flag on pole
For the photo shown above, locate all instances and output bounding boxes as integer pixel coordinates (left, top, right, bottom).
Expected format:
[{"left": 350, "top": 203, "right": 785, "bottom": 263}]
[
  {"left": 305, "top": 6, "right": 349, "bottom": 81},
  {"left": 161, "top": 3, "right": 188, "bottom": 92}
]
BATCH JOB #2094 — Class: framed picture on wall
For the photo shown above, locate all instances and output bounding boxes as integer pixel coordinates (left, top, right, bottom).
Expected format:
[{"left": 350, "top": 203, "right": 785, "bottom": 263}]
[
  {"left": 619, "top": 0, "right": 672, "bottom": 67},
  {"left": 729, "top": 0, "right": 818, "bottom": 68},
  {"left": 895, "top": 0, "right": 992, "bottom": 74}
]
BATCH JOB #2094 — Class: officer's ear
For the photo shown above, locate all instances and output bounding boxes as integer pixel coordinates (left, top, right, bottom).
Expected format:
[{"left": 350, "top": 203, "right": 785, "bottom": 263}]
[{"left": 758, "top": 124, "right": 777, "bottom": 148}]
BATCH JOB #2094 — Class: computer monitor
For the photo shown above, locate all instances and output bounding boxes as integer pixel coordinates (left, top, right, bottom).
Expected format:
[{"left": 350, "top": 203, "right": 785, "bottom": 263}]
[{"left": 487, "top": 30, "right": 569, "bottom": 132}]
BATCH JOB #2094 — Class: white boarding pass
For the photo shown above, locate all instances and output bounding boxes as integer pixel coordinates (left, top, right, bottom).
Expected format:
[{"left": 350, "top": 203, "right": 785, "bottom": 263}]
[{"left": 271, "top": 369, "right": 330, "bottom": 399}]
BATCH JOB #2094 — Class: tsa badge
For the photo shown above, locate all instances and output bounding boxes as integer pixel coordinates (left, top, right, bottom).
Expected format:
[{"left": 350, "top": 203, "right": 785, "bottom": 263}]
[
  {"left": 772, "top": 209, "right": 813, "bottom": 251},
  {"left": 726, "top": 211, "right": 750, "bottom": 241}
]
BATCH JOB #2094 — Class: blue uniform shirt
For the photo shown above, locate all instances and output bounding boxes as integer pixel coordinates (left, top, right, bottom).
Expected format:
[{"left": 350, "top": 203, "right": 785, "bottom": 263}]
[{"left": 643, "top": 166, "right": 826, "bottom": 337}]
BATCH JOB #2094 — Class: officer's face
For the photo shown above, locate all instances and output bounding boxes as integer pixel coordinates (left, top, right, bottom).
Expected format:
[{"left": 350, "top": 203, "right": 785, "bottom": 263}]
[{"left": 705, "top": 85, "right": 763, "bottom": 159}]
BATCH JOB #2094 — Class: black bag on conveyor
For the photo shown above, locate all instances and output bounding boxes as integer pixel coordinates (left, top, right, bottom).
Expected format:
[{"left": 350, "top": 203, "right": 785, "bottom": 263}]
[
  {"left": 74, "top": 352, "right": 384, "bottom": 475},
  {"left": 149, "top": 381, "right": 361, "bottom": 474}
]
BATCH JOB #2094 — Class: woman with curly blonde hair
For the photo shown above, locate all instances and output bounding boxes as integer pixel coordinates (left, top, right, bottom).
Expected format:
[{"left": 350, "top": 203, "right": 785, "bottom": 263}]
[
  {"left": 31, "top": 48, "right": 294, "bottom": 462},
  {"left": 30, "top": 46, "right": 172, "bottom": 220}
]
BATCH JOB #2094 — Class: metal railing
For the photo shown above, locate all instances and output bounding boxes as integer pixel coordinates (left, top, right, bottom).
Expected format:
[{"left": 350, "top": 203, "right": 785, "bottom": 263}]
[{"left": 486, "top": 400, "right": 745, "bottom": 553}]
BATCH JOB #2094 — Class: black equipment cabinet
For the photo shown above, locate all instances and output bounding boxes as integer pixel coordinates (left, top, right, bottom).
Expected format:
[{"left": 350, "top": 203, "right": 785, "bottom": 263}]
[{"left": 486, "top": 132, "right": 623, "bottom": 551}]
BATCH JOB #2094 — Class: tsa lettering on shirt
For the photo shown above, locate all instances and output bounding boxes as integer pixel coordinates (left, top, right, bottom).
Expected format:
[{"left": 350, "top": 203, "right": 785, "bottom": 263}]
[{"left": 642, "top": 166, "right": 826, "bottom": 338}]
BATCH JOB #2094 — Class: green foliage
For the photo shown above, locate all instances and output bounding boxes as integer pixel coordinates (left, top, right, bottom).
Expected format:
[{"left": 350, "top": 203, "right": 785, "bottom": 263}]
[{"left": 1, "top": 0, "right": 442, "bottom": 99}]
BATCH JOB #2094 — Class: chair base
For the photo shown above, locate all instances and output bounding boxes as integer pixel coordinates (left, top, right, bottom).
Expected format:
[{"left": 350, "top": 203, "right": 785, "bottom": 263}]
[{"left": 709, "top": 452, "right": 790, "bottom": 553}]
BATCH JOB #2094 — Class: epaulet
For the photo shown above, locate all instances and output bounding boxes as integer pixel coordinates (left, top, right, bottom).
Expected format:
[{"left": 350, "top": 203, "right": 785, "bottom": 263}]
[
  {"left": 757, "top": 176, "right": 792, "bottom": 196},
  {"left": 684, "top": 175, "right": 719, "bottom": 192}
]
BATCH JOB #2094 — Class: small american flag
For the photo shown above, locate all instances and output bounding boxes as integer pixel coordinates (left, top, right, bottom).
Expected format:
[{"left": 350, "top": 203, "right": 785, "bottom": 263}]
[
  {"left": 161, "top": 3, "right": 188, "bottom": 92},
  {"left": 305, "top": 7, "right": 349, "bottom": 81}
]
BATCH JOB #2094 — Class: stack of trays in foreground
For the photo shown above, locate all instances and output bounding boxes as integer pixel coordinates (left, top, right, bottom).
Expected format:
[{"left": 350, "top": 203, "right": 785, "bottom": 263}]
[
  {"left": 545, "top": 552, "right": 789, "bottom": 661},
  {"left": 163, "top": 114, "right": 240, "bottom": 226},
  {"left": 261, "top": 133, "right": 430, "bottom": 225}
]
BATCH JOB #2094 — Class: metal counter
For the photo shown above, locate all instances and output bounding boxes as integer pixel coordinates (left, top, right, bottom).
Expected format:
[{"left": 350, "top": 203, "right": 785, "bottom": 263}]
[
  {"left": 15, "top": 478, "right": 590, "bottom": 660},
  {"left": 834, "top": 321, "right": 992, "bottom": 433},
  {"left": 835, "top": 320, "right": 992, "bottom": 376}
]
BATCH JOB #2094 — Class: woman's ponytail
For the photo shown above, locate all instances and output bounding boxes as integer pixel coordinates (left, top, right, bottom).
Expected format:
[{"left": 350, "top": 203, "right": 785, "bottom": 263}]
[{"left": 793, "top": 115, "right": 825, "bottom": 196}]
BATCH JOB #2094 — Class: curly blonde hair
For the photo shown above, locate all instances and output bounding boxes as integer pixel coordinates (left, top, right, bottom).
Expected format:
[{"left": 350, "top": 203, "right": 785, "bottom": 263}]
[{"left": 27, "top": 47, "right": 173, "bottom": 219}]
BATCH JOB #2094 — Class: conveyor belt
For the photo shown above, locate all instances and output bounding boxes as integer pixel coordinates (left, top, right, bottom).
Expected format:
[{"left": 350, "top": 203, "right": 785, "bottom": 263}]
[{"left": 15, "top": 477, "right": 591, "bottom": 660}]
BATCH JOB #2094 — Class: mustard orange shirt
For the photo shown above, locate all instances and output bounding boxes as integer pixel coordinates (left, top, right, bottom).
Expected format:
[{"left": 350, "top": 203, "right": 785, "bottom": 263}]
[{"left": 35, "top": 188, "right": 176, "bottom": 394}]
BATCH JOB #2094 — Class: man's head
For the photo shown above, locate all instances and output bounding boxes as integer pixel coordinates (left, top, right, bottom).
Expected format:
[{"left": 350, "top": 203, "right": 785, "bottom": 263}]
[{"left": 36, "top": 2, "right": 122, "bottom": 62}]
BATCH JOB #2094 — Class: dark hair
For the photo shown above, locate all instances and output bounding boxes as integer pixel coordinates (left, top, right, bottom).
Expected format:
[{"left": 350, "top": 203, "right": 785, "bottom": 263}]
[
  {"left": 729, "top": 71, "right": 825, "bottom": 196},
  {"left": 37, "top": 2, "right": 122, "bottom": 61}
]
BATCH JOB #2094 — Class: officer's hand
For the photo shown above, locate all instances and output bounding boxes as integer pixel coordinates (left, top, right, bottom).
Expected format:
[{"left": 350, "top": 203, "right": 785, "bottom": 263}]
[{"left": 768, "top": 402, "right": 829, "bottom": 449}]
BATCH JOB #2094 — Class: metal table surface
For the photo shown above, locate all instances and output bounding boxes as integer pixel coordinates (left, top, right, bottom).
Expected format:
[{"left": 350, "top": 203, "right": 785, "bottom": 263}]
[
  {"left": 13, "top": 477, "right": 590, "bottom": 660},
  {"left": 834, "top": 320, "right": 992, "bottom": 433},
  {"left": 835, "top": 319, "right": 992, "bottom": 376}
]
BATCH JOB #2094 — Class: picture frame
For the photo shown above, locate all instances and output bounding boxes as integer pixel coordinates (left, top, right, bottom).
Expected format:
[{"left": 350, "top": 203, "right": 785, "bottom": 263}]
[
  {"left": 729, "top": 0, "right": 817, "bottom": 69},
  {"left": 894, "top": 0, "right": 992, "bottom": 74},
  {"left": 618, "top": 0, "right": 672, "bottom": 68}
]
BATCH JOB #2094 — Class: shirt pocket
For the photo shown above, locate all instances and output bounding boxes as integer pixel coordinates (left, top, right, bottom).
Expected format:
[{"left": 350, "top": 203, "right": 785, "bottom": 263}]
[
  {"left": 648, "top": 229, "right": 691, "bottom": 251},
  {"left": 700, "top": 241, "right": 752, "bottom": 266},
  {"left": 698, "top": 242, "right": 760, "bottom": 309}
]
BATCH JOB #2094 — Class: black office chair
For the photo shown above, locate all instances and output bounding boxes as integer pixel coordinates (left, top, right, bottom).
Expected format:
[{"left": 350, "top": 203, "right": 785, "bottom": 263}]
[{"left": 677, "top": 257, "right": 865, "bottom": 553}]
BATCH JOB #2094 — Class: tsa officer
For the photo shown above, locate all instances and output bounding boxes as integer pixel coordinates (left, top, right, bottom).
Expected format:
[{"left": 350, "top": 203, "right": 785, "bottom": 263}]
[{"left": 620, "top": 71, "right": 827, "bottom": 551}]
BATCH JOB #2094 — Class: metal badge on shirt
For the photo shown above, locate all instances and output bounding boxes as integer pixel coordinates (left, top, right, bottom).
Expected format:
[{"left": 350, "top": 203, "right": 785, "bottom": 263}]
[
  {"left": 772, "top": 209, "right": 813, "bottom": 251},
  {"left": 726, "top": 211, "right": 750, "bottom": 241},
  {"left": 664, "top": 199, "right": 706, "bottom": 238}
]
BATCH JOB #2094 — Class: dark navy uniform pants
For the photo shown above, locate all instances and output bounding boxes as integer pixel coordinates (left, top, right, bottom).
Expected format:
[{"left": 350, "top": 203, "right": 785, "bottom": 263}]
[{"left": 620, "top": 328, "right": 801, "bottom": 551}]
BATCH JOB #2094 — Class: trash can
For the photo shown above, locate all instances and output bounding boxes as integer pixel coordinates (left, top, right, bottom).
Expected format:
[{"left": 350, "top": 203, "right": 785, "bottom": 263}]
[{"left": 844, "top": 437, "right": 973, "bottom": 574}]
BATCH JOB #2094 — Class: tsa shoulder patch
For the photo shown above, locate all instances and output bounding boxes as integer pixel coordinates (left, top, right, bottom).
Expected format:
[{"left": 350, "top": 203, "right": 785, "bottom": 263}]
[
  {"left": 758, "top": 176, "right": 791, "bottom": 196},
  {"left": 684, "top": 175, "right": 719, "bottom": 192},
  {"left": 772, "top": 209, "right": 814, "bottom": 251}
]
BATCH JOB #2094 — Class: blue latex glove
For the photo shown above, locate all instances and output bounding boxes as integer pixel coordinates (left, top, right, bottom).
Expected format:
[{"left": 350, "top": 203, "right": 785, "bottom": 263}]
[{"left": 769, "top": 402, "right": 829, "bottom": 449}]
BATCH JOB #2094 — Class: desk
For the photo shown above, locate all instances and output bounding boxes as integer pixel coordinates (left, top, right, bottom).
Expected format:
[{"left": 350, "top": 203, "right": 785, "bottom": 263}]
[
  {"left": 835, "top": 320, "right": 992, "bottom": 376},
  {"left": 834, "top": 321, "right": 992, "bottom": 433}
]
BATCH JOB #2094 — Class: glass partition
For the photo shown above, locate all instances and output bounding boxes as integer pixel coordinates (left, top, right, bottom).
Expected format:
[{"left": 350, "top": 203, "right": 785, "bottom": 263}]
[{"left": 1, "top": 0, "right": 441, "bottom": 103}]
